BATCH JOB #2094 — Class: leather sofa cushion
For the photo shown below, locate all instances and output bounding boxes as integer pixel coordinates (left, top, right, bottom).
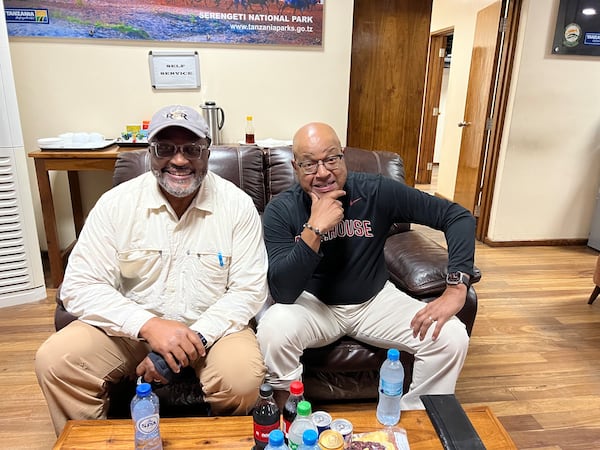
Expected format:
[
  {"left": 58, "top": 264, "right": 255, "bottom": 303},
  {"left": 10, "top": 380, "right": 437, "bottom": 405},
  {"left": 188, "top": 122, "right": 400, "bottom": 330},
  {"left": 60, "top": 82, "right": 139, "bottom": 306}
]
[
  {"left": 385, "top": 231, "right": 481, "bottom": 298},
  {"left": 264, "top": 145, "right": 297, "bottom": 202},
  {"left": 207, "top": 145, "right": 266, "bottom": 212}
]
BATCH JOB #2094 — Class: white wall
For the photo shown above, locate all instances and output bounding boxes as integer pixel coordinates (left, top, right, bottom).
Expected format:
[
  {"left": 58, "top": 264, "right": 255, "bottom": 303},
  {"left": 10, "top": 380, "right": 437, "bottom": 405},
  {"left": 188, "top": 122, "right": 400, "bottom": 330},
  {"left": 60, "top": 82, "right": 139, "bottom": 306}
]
[
  {"left": 488, "top": 0, "right": 600, "bottom": 241},
  {"left": 8, "top": 1, "right": 354, "bottom": 250}
]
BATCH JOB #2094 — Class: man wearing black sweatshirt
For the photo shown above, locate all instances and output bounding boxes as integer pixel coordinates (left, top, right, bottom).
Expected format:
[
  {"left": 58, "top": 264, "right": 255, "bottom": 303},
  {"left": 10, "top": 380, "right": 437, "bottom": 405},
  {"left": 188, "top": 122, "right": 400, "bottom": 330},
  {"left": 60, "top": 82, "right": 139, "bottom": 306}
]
[{"left": 257, "top": 122, "right": 476, "bottom": 409}]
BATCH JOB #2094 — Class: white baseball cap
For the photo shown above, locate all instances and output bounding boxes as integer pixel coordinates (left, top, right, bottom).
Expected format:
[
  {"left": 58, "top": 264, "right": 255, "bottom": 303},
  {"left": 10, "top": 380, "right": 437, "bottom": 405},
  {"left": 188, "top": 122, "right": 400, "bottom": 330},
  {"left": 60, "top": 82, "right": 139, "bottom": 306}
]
[{"left": 147, "top": 105, "right": 210, "bottom": 140}]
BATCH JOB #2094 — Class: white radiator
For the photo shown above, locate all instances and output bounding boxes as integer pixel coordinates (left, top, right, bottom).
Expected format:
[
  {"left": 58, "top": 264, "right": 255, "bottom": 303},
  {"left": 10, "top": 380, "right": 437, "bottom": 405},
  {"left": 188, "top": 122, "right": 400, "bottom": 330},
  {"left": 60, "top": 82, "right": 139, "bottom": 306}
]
[{"left": 0, "top": 3, "right": 46, "bottom": 307}]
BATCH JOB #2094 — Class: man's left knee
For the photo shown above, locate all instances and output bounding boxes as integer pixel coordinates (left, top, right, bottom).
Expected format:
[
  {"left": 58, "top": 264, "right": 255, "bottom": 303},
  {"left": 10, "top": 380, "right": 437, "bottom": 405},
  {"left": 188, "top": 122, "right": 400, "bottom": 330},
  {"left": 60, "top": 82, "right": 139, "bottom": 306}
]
[{"left": 438, "top": 319, "right": 470, "bottom": 354}]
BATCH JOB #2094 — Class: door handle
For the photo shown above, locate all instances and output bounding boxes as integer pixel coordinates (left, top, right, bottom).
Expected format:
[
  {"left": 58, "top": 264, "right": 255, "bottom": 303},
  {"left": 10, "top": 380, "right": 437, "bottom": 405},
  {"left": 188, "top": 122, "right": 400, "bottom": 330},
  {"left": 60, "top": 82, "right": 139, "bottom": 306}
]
[{"left": 458, "top": 121, "right": 471, "bottom": 127}]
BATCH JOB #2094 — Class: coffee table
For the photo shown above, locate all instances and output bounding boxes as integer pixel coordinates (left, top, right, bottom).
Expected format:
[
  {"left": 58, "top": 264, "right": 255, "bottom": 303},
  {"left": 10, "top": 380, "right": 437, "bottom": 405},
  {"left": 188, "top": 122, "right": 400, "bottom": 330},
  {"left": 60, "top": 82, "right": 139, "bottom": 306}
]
[{"left": 53, "top": 406, "right": 516, "bottom": 449}]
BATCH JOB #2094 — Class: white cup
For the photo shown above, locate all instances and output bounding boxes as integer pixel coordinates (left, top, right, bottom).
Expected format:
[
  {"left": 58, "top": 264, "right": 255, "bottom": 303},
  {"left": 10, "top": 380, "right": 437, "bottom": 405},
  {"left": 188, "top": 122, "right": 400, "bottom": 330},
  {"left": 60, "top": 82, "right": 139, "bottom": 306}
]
[
  {"left": 58, "top": 132, "right": 74, "bottom": 146},
  {"left": 73, "top": 132, "right": 90, "bottom": 144},
  {"left": 88, "top": 132, "right": 105, "bottom": 144}
]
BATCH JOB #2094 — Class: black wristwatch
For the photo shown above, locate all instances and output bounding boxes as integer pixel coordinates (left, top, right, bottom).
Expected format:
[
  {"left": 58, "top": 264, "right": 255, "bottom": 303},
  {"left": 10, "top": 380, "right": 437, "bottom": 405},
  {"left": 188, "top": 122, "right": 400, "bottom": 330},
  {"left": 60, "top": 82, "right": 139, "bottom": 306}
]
[
  {"left": 197, "top": 332, "right": 208, "bottom": 350},
  {"left": 446, "top": 271, "right": 470, "bottom": 288}
]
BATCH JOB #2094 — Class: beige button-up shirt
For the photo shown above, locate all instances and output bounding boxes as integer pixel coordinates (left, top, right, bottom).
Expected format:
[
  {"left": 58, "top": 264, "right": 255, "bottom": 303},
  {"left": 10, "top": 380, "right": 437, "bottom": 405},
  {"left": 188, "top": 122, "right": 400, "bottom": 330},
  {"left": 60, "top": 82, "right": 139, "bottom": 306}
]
[{"left": 61, "top": 171, "right": 268, "bottom": 347}]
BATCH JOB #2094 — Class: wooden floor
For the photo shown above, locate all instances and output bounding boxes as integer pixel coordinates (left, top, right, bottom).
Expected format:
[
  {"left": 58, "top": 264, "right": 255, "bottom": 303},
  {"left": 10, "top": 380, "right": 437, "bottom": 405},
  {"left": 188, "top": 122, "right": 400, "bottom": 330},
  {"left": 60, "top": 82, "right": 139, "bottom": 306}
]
[{"left": 2, "top": 228, "right": 600, "bottom": 449}]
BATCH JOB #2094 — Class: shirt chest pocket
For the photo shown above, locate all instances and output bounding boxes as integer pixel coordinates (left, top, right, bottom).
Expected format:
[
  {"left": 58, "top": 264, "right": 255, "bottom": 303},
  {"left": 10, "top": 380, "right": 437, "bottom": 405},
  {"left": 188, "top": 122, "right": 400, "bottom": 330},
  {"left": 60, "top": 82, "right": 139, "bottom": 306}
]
[
  {"left": 117, "top": 249, "right": 163, "bottom": 292},
  {"left": 185, "top": 252, "right": 231, "bottom": 302}
]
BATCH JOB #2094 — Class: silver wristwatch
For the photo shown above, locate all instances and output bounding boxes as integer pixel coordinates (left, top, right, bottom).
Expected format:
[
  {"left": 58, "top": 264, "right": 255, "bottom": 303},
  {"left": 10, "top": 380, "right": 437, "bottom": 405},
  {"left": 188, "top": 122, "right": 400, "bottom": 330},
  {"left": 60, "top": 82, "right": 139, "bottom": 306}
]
[{"left": 446, "top": 271, "right": 470, "bottom": 288}]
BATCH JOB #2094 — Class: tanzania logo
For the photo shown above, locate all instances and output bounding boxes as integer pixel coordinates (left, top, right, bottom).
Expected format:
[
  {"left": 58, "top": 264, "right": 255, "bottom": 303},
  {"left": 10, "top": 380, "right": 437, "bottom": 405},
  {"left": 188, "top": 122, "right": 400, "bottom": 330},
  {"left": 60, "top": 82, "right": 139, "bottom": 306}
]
[
  {"left": 167, "top": 110, "right": 189, "bottom": 121},
  {"left": 563, "top": 23, "right": 581, "bottom": 47},
  {"left": 5, "top": 8, "right": 49, "bottom": 24}
]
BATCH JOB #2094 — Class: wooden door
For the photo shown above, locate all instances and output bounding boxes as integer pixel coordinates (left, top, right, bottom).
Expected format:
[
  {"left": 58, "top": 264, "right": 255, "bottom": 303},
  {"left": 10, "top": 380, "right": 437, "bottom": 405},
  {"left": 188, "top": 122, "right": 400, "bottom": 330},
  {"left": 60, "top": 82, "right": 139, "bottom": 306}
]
[
  {"left": 452, "top": 1, "right": 502, "bottom": 212},
  {"left": 416, "top": 32, "right": 450, "bottom": 184},
  {"left": 347, "top": 0, "right": 433, "bottom": 187},
  {"left": 477, "top": 0, "right": 522, "bottom": 241}
]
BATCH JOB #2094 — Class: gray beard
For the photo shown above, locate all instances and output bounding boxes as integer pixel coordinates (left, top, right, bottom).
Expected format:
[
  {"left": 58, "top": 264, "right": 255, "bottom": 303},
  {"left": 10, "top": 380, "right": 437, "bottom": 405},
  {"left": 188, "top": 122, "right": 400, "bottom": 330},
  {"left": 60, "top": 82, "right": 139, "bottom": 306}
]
[{"left": 153, "top": 169, "right": 205, "bottom": 198}]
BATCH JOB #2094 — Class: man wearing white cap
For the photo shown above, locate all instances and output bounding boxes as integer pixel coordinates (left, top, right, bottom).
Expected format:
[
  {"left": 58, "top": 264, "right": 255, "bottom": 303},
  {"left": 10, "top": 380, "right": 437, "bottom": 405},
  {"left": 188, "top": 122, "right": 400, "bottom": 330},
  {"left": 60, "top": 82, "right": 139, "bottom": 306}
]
[{"left": 35, "top": 105, "right": 268, "bottom": 435}]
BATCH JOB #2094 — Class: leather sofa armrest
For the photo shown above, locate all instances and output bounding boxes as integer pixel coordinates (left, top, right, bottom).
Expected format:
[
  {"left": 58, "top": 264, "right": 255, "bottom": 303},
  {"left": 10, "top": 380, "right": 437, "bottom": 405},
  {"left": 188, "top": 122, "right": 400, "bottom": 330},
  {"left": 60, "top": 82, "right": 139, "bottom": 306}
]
[
  {"left": 384, "top": 230, "right": 481, "bottom": 298},
  {"left": 54, "top": 285, "right": 78, "bottom": 331}
]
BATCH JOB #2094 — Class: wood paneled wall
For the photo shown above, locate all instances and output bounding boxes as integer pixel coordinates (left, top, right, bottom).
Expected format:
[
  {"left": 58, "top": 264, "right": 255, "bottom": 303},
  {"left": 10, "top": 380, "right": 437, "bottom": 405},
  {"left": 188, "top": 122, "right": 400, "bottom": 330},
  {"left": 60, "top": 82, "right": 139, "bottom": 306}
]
[{"left": 347, "top": 0, "right": 433, "bottom": 186}]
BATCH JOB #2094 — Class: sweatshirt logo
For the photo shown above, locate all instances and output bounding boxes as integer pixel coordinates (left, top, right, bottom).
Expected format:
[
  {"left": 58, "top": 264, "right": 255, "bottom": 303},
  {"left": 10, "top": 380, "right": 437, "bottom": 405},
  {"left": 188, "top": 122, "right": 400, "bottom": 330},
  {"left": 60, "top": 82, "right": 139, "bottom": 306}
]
[
  {"left": 295, "top": 219, "right": 373, "bottom": 242},
  {"left": 349, "top": 197, "right": 362, "bottom": 206},
  {"left": 322, "top": 219, "right": 373, "bottom": 242}
]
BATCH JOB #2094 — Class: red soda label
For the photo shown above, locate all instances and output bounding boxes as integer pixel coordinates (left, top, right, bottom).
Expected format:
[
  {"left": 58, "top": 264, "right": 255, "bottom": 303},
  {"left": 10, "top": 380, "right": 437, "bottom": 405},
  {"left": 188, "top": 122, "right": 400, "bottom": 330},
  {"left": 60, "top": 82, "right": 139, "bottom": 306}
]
[
  {"left": 254, "top": 422, "right": 279, "bottom": 443},
  {"left": 283, "top": 418, "right": 292, "bottom": 435}
]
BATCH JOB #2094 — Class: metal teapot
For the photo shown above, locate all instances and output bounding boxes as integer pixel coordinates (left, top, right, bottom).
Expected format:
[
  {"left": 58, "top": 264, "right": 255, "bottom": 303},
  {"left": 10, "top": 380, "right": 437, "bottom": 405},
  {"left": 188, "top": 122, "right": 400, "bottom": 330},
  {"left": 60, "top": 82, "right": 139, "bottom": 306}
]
[{"left": 201, "top": 101, "right": 225, "bottom": 145}]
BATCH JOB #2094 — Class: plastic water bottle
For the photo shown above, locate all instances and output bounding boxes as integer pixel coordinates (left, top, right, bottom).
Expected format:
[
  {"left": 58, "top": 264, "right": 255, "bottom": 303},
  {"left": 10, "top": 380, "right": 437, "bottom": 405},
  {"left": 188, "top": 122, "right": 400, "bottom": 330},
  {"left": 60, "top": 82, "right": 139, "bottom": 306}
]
[
  {"left": 253, "top": 384, "right": 281, "bottom": 450},
  {"left": 282, "top": 380, "right": 305, "bottom": 441},
  {"left": 287, "top": 400, "right": 318, "bottom": 450},
  {"left": 376, "top": 348, "right": 404, "bottom": 426},
  {"left": 130, "top": 382, "right": 163, "bottom": 450},
  {"left": 298, "top": 429, "right": 320, "bottom": 450},
  {"left": 265, "top": 429, "right": 291, "bottom": 450}
]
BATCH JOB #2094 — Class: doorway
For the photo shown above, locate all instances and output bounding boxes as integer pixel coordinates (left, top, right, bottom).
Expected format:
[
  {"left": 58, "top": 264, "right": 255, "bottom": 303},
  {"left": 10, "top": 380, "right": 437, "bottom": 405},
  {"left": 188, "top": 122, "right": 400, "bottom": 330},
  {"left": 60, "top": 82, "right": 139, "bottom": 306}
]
[
  {"left": 415, "top": 0, "right": 522, "bottom": 241},
  {"left": 416, "top": 31, "right": 454, "bottom": 186}
]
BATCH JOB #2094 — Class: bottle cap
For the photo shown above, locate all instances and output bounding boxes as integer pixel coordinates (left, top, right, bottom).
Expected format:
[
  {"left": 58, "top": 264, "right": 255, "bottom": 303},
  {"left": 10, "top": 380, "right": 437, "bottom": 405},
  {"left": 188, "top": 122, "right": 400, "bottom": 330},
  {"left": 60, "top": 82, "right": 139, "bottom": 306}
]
[
  {"left": 290, "top": 380, "right": 304, "bottom": 395},
  {"left": 268, "top": 429, "right": 285, "bottom": 446},
  {"left": 387, "top": 348, "right": 400, "bottom": 361},
  {"left": 303, "top": 429, "right": 318, "bottom": 445},
  {"left": 259, "top": 383, "right": 273, "bottom": 398},
  {"left": 136, "top": 383, "right": 152, "bottom": 397},
  {"left": 247, "top": 115, "right": 253, "bottom": 121},
  {"left": 297, "top": 400, "right": 312, "bottom": 416}
]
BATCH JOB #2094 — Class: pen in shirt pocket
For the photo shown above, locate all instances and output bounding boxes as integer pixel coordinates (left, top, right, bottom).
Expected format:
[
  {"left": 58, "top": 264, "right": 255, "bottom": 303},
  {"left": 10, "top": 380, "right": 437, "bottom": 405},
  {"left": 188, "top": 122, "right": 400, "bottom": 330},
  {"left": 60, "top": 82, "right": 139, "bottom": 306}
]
[{"left": 218, "top": 252, "right": 224, "bottom": 267}]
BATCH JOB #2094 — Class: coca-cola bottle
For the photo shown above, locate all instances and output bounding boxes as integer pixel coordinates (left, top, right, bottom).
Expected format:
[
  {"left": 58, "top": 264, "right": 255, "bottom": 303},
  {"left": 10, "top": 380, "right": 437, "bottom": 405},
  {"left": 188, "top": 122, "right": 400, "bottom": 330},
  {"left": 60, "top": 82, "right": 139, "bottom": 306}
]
[
  {"left": 282, "top": 380, "right": 305, "bottom": 442},
  {"left": 253, "top": 383, "right": 281, "bottom": 450}
]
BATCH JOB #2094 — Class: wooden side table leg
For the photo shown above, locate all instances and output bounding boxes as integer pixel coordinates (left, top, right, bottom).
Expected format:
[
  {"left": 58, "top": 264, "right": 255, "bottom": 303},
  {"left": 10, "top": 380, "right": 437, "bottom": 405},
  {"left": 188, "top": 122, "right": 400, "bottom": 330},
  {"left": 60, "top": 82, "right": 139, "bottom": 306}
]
[
  {"left": 68, "top": 171, "right": 84, "bottom": 237},
  {"left": 35, "top": 161, "right": 63, "bottom": 288},
  {"left": 588, "top": 285, "right": 600, "bottom": 304}
]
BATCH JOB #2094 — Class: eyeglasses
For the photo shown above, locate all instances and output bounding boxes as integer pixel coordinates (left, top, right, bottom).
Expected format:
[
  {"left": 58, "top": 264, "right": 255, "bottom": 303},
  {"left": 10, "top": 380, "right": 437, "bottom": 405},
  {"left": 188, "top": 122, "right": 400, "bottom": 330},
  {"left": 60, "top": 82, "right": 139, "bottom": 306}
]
[
  {"left": 296, "top": 154, "right": 344, "bottom": 175},
  {"left": 149, "top": 141, "right": 208, "bottom": 160}
]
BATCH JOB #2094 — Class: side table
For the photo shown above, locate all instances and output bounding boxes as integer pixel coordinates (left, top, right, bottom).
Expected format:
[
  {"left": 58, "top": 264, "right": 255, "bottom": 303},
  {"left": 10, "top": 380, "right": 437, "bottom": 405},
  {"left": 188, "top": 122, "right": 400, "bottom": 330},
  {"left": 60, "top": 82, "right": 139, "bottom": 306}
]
[{"left": 28, "top": 145, "right": 139, "bottom": 287}]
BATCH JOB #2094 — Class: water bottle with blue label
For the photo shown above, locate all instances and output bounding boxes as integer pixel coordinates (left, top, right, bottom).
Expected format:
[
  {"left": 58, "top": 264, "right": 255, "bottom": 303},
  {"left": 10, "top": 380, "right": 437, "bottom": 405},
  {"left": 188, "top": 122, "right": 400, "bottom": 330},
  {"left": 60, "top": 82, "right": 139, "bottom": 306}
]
[
  {"left": 131, "top": 382, "right": 163, "bottom": 450},
  {"left": 376, "top": 348, "right": 404, "bottom": 426}
]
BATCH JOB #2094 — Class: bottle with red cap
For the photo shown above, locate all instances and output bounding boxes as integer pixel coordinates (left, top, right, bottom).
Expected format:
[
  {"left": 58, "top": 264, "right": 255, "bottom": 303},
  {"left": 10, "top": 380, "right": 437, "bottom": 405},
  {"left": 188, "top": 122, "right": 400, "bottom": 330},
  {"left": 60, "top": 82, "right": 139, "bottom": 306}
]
[{"left": 282, "top": 380, "right": 305, "bottom": 441}]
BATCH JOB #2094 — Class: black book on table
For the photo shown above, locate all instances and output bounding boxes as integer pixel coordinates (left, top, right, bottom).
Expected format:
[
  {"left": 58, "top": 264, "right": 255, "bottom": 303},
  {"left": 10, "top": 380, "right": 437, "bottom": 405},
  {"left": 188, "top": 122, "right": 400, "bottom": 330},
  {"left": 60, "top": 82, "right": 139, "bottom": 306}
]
[{"left": 420, "top": 394, "right": 487, "bottom": 450}]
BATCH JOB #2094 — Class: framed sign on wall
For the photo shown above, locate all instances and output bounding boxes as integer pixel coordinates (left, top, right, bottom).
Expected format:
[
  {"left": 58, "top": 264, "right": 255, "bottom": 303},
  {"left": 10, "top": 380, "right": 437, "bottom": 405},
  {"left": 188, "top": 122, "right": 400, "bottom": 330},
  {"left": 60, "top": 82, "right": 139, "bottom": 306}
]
[
  {"left": 4, "top": 1, "right": 324, "bottom": 47},
  {"left": 148, "top": 51, "right": 201, "bottom": 90},
  {"left": 552, "top": 1, "right": 600, "bottom": 56}
]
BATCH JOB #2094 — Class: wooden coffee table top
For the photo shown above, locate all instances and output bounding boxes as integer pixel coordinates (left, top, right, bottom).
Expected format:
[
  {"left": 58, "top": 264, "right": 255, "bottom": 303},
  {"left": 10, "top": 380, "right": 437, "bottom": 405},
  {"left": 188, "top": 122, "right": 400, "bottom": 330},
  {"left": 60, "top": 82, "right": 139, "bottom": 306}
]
[{"left": 53, "top": 406, "right": 516, "bottom": 449}]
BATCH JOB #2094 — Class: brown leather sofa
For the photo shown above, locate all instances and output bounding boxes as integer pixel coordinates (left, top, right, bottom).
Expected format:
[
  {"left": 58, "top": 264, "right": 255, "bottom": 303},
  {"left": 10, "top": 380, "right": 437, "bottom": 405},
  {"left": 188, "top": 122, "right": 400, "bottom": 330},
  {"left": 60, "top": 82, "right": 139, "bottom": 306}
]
[{"left": 54, "top": 144, "right": 480, "bottom": 416}]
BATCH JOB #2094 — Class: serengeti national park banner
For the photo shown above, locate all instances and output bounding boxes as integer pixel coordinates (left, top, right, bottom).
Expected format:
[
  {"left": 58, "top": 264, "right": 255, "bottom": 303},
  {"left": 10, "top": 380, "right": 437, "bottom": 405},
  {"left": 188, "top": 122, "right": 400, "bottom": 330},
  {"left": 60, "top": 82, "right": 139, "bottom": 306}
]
[{"left": 4, "top": 0, "right": 324, "bottom": 46}]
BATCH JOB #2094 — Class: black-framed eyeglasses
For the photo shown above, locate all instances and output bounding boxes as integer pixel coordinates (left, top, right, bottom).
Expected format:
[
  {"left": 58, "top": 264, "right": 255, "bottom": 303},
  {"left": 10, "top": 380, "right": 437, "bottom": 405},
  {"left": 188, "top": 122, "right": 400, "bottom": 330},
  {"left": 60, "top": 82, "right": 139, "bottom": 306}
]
[
  {"left": 296, "top": 154, "right": 344, "bottom": 175},
  {"left": 149, "top": 141, "right": 208, "bottom": 160}
]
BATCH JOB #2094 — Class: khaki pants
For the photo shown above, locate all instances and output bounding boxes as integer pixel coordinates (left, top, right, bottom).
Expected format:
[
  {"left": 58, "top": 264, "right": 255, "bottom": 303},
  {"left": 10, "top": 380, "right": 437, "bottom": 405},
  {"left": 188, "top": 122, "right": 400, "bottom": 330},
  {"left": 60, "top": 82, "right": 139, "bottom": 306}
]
[
  {"left": 256, "top": 281, "right": 469, "bottom": 410},
  {"left": 35, "top": 321, "right": 266, "bottom": 435}
]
